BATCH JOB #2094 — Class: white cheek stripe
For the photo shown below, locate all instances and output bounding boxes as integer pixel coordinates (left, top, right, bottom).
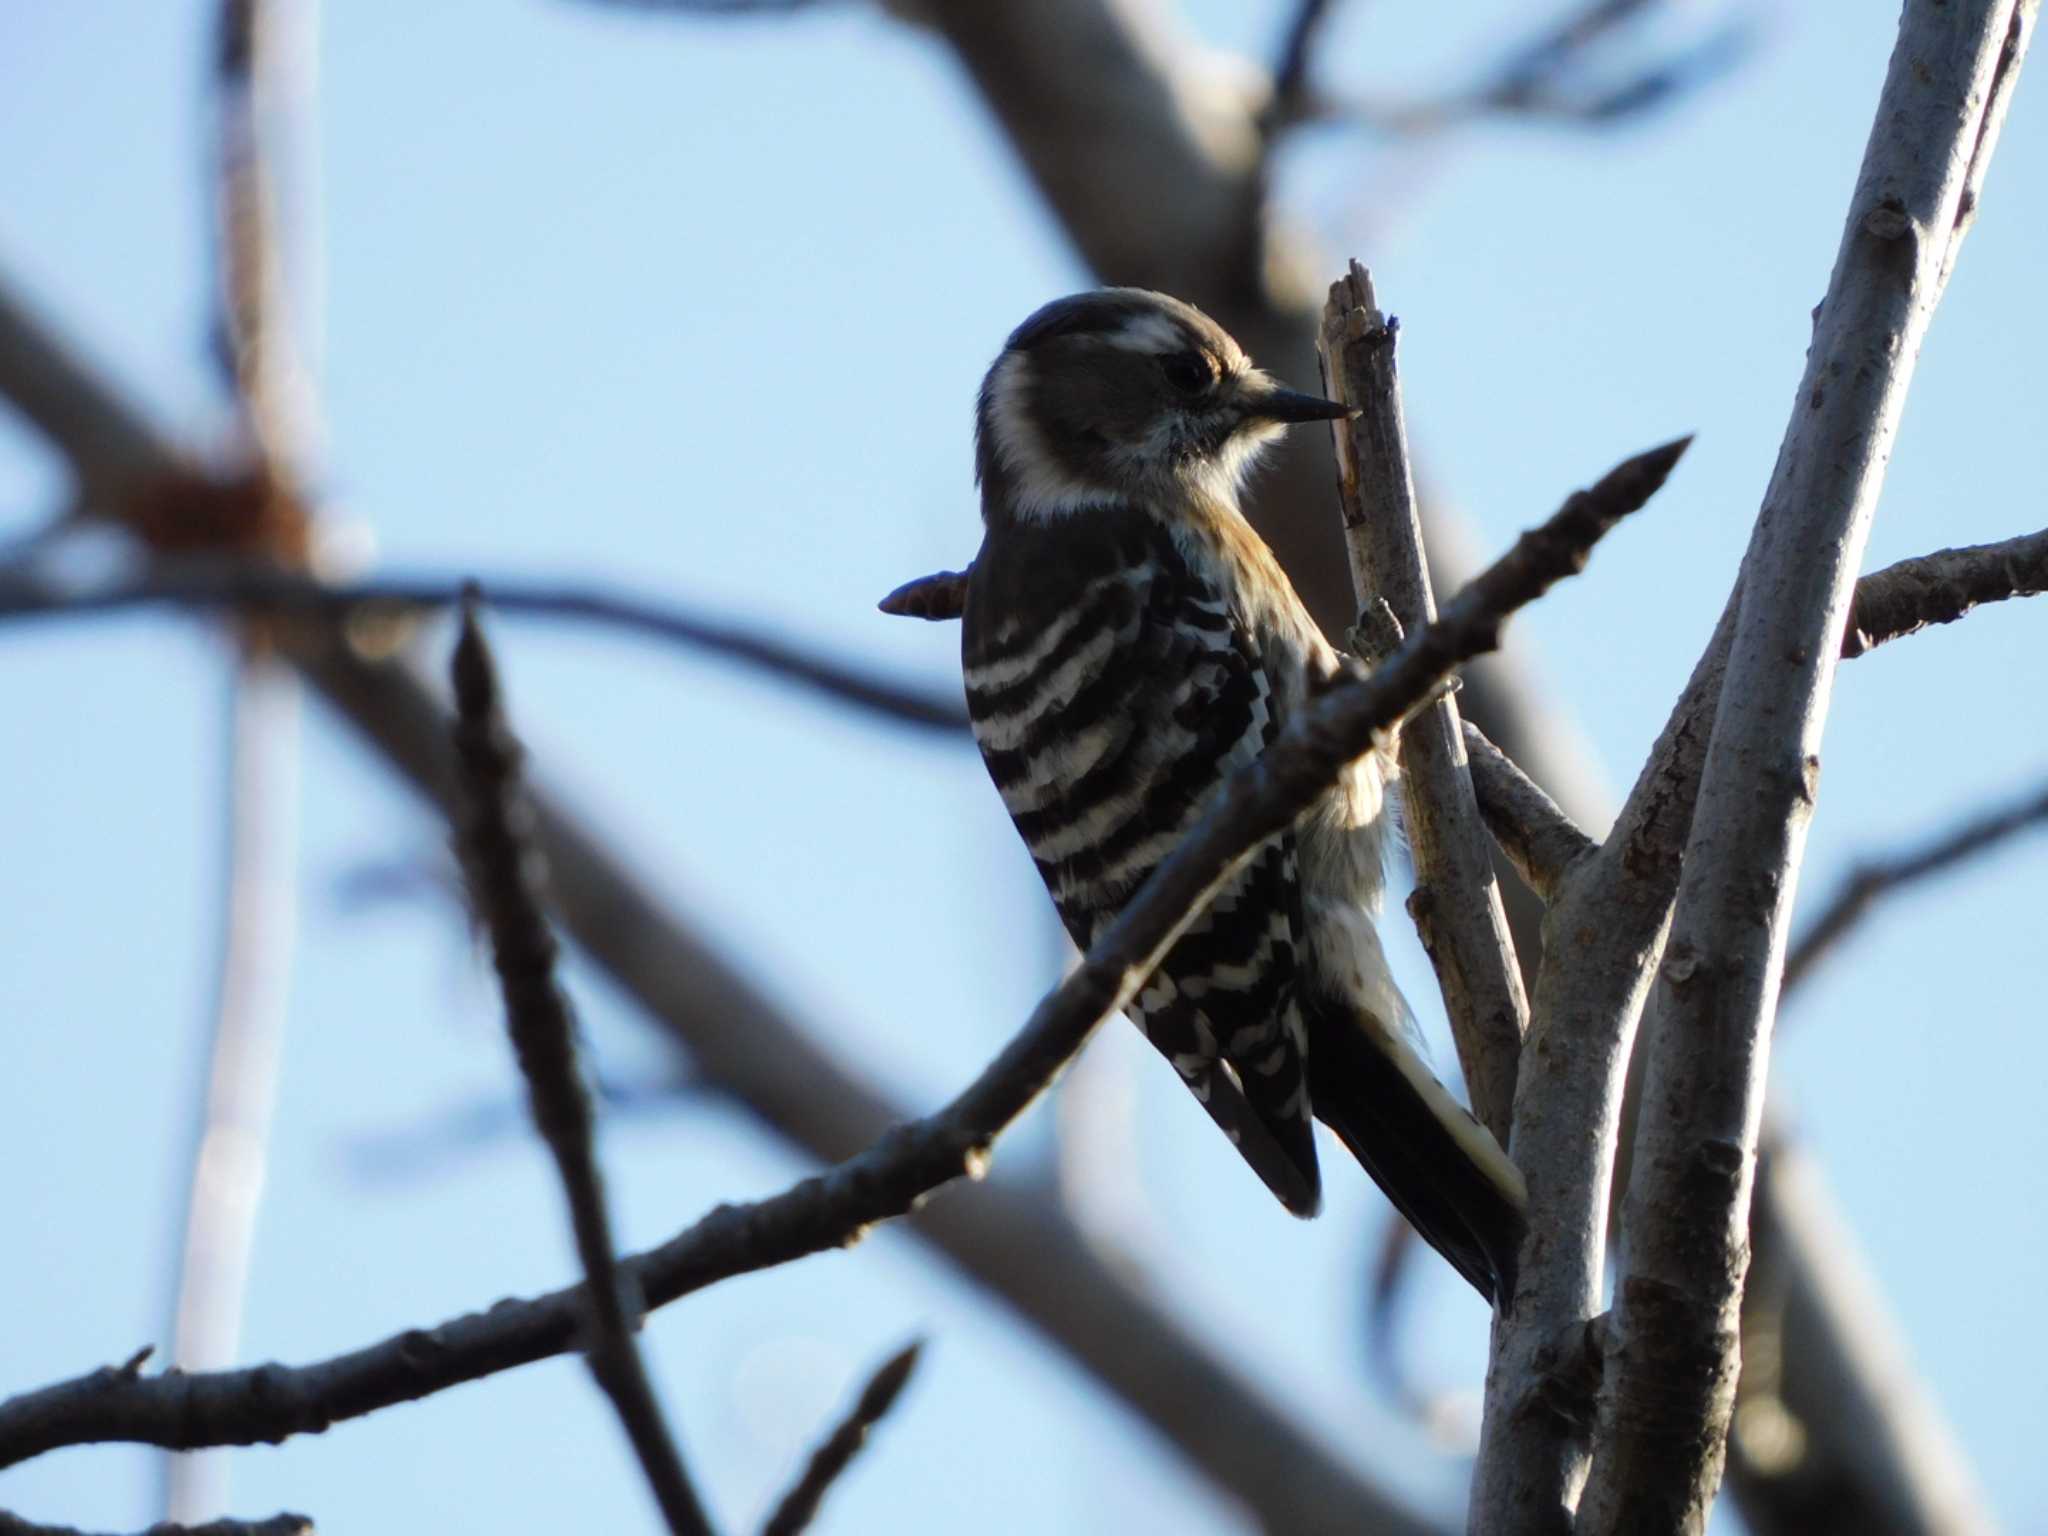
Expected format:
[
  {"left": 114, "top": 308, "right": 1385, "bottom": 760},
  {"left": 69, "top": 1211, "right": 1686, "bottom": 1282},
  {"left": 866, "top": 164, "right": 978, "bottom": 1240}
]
[{"left": 985, "top": 351, "right": 1119, "bottom": 520}]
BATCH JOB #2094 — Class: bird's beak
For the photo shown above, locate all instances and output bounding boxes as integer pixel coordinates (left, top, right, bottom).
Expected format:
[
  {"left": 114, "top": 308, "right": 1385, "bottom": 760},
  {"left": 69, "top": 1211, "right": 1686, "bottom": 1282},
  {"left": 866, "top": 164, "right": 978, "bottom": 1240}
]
[{"left": 1246, "top": 383, "right": 1355, "bottom": 425}]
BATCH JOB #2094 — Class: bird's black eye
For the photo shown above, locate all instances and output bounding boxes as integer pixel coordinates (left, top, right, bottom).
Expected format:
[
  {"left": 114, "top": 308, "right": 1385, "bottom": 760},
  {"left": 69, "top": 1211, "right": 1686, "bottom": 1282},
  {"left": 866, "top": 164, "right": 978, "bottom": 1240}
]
[{"left": 1159, "top": 351, "right": 1214, "bottom": 395}]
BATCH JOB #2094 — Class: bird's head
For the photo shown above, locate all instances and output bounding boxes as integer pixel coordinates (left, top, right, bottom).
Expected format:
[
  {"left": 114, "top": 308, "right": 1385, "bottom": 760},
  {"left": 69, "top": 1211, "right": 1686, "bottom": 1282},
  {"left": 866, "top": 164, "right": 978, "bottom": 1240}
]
[{"left": 975, "top": 288, "right": 1351, "bottom": 521}]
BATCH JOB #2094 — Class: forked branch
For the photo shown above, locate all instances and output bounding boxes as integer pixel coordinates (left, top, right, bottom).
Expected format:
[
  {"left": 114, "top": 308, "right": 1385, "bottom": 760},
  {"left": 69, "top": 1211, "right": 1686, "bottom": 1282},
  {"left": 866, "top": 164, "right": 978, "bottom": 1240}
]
[{"left": 1319, "top": 260, "right": 1533, "bottom": 1143}]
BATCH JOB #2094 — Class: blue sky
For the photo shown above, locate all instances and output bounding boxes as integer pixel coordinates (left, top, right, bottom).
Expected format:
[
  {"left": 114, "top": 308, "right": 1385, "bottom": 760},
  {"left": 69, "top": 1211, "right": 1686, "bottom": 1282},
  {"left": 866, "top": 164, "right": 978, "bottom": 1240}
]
[{"left": 2, "top": 2, "right": 2043, "bottom": 1532}]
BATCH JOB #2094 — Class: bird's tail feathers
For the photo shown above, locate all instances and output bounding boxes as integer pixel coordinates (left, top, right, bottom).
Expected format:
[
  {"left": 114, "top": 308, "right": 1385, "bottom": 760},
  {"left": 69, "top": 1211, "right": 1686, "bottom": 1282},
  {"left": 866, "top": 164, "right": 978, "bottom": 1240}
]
[
  {"left": 1177, "top": 1058, "right": 1325, "bottom": 1218},
  {"left": 1306, "top": 995, "right": 1527, "bottom": 1304}
]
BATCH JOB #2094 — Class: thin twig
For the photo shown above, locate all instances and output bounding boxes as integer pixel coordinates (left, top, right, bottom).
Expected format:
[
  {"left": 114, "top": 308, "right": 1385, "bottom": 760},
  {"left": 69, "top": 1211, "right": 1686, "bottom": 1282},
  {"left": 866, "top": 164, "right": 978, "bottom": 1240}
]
[
  {"left": 1317, "top": 0, "right": 1751, "bottom": 136},
  {"left": 1364, "top": 1223, "right": 1486, "bottom": 1448},
  {"left": 1782, "top": 776, "right": 2048, "bottom": 997},
  {"left": 0, "top": 1515, "right": 312, "bottom": 1536},
  {"left": 1265, "top": 0, "right": 1340, "bottom": 135},
  {"left": 759, "top": 1341, "right": 923, "bottom": 1536},
  {"left": 162, "top": 660, "right": 303, "bottom": 1523},
  {"left": 344, "top": 1070, "right": 705, "bottom": 1183},
  {"left": 0, "top": 562, "right": 969, "bottom": 733},
  {"left": 0, "top": 436, "right": 1680, "bottom": 1475},
  {"left": 1319, "top": 260, "right": 1533, "bottom": 1145},
  {"left": 450, "top": 599, "right": 714, "bottom": 1536},
  {"left": 211, "top": 0, "right": 318, "bottom": 482},
  {"left": 1462, "top": 721, "right": 1598, "bottom": 903},
  {"left": 164, "top": 4, "right": 316, "bottom": 1517}
]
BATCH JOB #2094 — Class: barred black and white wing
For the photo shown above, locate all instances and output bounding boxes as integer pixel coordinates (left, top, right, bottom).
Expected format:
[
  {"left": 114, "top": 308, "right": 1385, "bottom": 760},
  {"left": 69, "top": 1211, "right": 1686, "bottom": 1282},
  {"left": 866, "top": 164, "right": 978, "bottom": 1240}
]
[{"left": 962, "top": 509, "right": 1323, "bottom": 1215}]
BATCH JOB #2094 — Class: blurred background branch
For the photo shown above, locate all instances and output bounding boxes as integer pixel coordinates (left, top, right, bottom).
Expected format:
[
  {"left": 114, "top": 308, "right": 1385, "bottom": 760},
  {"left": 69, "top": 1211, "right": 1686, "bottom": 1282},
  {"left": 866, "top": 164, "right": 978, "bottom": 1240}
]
[
  {"left": 162, "top": 1, "right": 318, "bottom": 1523},
  {"left": 1782, "top": 776, "right": 2048, "bottom": 997},
  {"left": 0, "top": 562, "right": 971, "bottom": 732}
]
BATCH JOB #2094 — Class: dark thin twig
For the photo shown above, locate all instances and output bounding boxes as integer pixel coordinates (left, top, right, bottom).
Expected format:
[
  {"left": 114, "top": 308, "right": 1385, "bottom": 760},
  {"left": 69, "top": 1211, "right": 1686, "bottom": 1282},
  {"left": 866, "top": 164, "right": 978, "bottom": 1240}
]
[
  {"left": 1265, "top": 0, "right": 1340, "bottom": 135},
  {"left": 759, "top": 1341, "right": 923, "bottom": 1536},
  {"left": 1782, "top": 776, "right": 2048, "bottom": 998},
  {"left": 0, "top": 1516, "right": 311, "bottom": 1536},
  {"left": 1319, "top": 0, "right": 1751, "bottom": 136},
  {"left": 345, "top": 1071, "right": 705, "bottom": 1184},
  {"left": 450, "top": 599, "right": 714, "bottom": 1536},
  {"left": 1365, "top": 1218, "right": 1420, "bottom": 1398},
  {"left": 0, "top": 563, "right": 969, "bottom": 733},
  {"left": 0, "top": 433, "right": 1682, "bottom": 1471}
]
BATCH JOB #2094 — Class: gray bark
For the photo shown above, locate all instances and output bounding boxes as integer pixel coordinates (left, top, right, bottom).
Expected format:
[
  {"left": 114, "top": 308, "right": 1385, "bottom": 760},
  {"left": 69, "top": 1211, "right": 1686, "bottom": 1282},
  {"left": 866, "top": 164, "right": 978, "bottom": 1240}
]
[{"left": 1579, "top": 4, "right": 2034, "bottom": 1530}]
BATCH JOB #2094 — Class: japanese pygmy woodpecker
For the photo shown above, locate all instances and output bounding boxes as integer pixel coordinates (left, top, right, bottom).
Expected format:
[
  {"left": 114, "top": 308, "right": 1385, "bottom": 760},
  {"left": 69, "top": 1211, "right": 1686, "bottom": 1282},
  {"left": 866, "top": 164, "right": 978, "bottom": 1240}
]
[{"left": 961, "top": 288, "right": 1527, "bottom": 1301}]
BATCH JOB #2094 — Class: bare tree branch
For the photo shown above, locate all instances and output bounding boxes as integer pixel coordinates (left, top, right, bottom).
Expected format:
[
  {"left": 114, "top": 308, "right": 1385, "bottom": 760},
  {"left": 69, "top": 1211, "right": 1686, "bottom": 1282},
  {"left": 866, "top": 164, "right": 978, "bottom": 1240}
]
[
  {"left": 1729, "top": 1135, "right": 2000, "bottom": 1535},
  {"left": 1843, "top": 525, "right": 2048, "bottom": 656},
  {"left": 870, "top": 500, "right": 2044, "bottom": 1511},
  {"left": 1264, "top": 0, "right": 1341, "bottom": 136},
  {"left": 1320, "top": 262, "right": 1532, "bottom": 1145},
  {"left": 0, "top": 1514, "right": 312, "bottom": 1536},
  {"left": 1471, "top": 547, "right": 1743, "bottom": 1524},
  {"left": 1580, "top": 6, "right": 2035, "bottom": 1530},
  {"left": 1318, "top": 0, "right": 1752, "bottom": 136},
  {"left": 210, "top": 0, "right": 318, "bottom": 487},
  {"left": 161, "top": 661, "right": 302, "bottom": 1523},
  {"left": 1461, "top": 723, "right": 1597, "bottom": 904},
  {"left": 0, "top": 273, "right": 187, "bottom": 508},
  {"left": 0, "top": 561, "right": 970, "bottom": 732},
  {"left": 450, "top": 600, "right": 714, "bottom": 1536},
  {"left": 759, "top": 1340, "right": 922, "bottom": 1536},
  {"left": 164, "top": 5, "right": 318, "bottom": 1519},
  {"left": 1417, "top": 630, "right": 2040, "bottom": 1528},
  {"left": 1470, "top": 534, "right": 2040, "bottom": 1527},
  {"left": 1782, "top": 775, "right": 2048, "bottom": 998},
  {"left": 1454, "top": 528, "right": 2048, "bottom": 908},
  {"left": 1470, "top": 9, "right": 2035, "bottom": 1520}
]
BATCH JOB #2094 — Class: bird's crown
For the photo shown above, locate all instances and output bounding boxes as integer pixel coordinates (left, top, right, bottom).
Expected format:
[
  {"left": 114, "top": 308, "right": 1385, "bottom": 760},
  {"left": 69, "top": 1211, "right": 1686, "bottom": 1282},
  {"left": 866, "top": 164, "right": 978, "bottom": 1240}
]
[{"left": 975, "top": 288, "right": 1349, "bottom": 522}]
